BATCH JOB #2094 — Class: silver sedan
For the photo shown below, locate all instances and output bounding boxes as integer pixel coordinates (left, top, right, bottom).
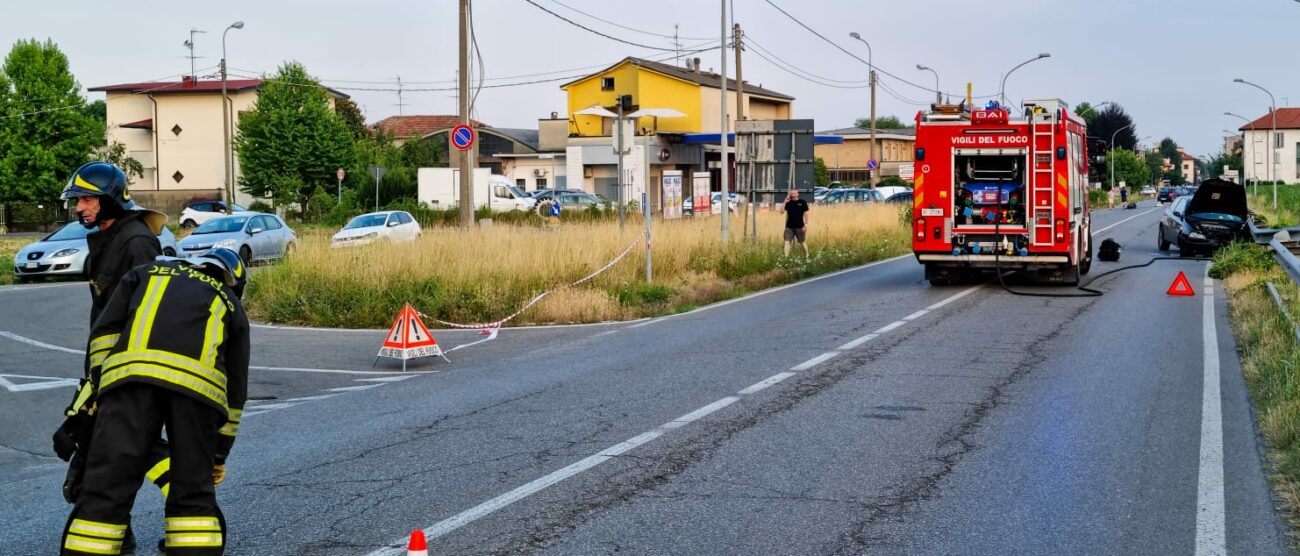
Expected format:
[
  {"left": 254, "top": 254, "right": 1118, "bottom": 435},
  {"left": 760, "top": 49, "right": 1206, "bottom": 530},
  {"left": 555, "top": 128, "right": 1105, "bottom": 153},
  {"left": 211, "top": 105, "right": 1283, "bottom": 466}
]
[
  {"left": 177, "top": 213, "right": 296, "bottom": 264},
  {"left": 12, "top": 223, "right": 177, "bottom": 282}
]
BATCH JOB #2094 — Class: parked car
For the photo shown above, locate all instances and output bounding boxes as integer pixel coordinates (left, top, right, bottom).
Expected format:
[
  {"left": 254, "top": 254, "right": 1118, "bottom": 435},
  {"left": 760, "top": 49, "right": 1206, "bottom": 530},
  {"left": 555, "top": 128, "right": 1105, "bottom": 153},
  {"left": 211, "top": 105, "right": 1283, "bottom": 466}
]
[
  {"left": 820, "top": 188, "right": 883, "bottom": 204},
  {"left": 179, "top": 200, "right": 253, "bottom": 229},
  {"left": 1140, "top": 186, "right": 1156, "bottom": 196},
  {"left": 178, "top": 213, "right": 296, "bottom": 263},
  {"left": 331, "top": 211, "right": 421, "bottom": 248},
  {"left": 873, "top": 186, "right": 911, "bottom": 199},
  {"left": 12, "top": 223, "right": 177, "bottom": 282},
  {"left": 683, "top": 192, "right": 739, "bottom": 215},
  {"left": 885, "top": 191, "right": 913, "bottom": 204},
  {"left": 1157, "top": 179, "right": 1249, "bottom": 256}
]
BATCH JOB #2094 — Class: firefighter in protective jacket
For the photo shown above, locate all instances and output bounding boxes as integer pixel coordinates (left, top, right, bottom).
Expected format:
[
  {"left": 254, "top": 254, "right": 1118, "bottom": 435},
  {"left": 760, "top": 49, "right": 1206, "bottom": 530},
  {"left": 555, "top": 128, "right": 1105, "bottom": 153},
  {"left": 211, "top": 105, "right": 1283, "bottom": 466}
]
[{"left": 60, "top": 248, "right": 249, "bottom": 556}]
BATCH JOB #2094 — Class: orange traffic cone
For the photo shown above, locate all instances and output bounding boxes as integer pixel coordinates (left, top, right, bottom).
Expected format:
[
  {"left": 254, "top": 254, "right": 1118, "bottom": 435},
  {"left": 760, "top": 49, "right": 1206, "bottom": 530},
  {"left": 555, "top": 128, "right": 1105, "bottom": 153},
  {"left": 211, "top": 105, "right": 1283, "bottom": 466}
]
[{"left": 407, "top": 530, "right": 428, "bottom": 556}]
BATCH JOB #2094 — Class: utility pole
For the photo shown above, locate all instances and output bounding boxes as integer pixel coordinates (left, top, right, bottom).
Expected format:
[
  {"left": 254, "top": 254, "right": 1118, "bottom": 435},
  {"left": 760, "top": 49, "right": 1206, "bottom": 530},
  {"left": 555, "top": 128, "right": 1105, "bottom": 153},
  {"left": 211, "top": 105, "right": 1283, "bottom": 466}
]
[
  {"left": 616, "top": 95, "right": 626, "bottom": 231},
  {"left": 869, "top": 68, "right": 878, "bottom": 186},
  {"left": 458, "top": 0, "right": 473, "bottom": 228},
  {"left": 734, "top": 22, "right": 750, "bottom": 241},
  {"left": 395, "top": 75, "right": 408, "bottom": 116},
  {"left": 719, "top": 0, "right": 730, "bottom": 245}
]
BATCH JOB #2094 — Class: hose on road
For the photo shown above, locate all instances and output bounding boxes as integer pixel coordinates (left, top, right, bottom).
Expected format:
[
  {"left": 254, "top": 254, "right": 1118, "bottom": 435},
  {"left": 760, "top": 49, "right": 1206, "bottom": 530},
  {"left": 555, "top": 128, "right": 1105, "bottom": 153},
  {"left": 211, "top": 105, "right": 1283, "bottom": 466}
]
[{"left": 993, "top": 253, "right": 1212, "bottom": 298}]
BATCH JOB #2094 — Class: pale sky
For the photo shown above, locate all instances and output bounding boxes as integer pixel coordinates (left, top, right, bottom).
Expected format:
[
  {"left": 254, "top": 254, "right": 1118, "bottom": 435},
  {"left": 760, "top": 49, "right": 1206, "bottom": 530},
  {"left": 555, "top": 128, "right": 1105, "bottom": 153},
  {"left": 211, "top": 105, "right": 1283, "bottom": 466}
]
[{"left": 3, "top": 0, "right": 1297, "bottom": 156}]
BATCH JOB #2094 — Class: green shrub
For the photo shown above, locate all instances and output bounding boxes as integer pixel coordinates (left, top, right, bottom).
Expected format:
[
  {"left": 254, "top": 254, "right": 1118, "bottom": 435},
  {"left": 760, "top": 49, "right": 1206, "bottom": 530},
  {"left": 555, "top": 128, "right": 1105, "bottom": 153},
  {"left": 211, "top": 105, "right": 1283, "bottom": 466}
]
[
  {"left": 1211, "top": 242, "right": 1277, "bottom": 279},
  {"left": 247, "top": 200, "right": 274, "bottom": 214},
  {"left": 616, "top": 283, "right": 675, "bottom": 306}
]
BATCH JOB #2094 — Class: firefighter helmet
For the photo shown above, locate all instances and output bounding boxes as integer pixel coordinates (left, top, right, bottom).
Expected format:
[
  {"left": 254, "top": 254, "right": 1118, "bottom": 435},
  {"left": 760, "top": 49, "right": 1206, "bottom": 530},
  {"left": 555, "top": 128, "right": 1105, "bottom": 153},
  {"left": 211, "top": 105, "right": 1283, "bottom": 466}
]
[
  {"left": 60, "top": 162, "right": 137, "bottom": 209},
  {"left": 188, "top": 247, "right": 247, "bottom": 297}
]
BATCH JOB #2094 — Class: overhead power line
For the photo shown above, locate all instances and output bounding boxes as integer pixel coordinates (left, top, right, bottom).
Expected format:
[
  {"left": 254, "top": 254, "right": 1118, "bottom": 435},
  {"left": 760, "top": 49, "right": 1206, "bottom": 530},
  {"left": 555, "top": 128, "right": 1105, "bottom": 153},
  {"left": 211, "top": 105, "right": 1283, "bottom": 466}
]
[
  {"left": 522, "top": 0, "right": 676, "bottom": 51},
  {"left": 545, "top": 0, "right": 710, "bottom": 40}
]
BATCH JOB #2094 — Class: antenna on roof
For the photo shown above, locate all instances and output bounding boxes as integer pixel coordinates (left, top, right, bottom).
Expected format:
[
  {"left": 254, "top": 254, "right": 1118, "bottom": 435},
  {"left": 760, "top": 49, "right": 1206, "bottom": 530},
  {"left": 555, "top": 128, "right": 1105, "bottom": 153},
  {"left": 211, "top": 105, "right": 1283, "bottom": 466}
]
[
  {"left": 184, "top": 28, "right": 206, "bottom": 79},
  {"left": 394, "top": 75, "right": 408, "bottom": 116},
  {"left": 674, "top": 24, "right": 681, "bottom": 67}
]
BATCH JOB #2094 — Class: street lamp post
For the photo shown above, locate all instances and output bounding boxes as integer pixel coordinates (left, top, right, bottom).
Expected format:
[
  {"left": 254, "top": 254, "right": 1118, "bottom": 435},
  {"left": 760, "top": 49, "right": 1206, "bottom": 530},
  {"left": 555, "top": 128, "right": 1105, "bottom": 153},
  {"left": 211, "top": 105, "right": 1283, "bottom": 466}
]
[
  {"left": 1234, "top": 78, "right": 1278, "bottom": 209},
  {"left": 1110, "top": 122, "right": 1135, "bottom": 190},
  {"left": 848, "top": 32, "right": 877, "bottom": 186},
  {"left": 916, "top": 64, "right": 940, "bottom": 105},
  {"left": 221, "top": 21, "right": 244, "bottom": 215},
  {"left": 998, "top": 53, "right": 1050, "bottom": 107}
]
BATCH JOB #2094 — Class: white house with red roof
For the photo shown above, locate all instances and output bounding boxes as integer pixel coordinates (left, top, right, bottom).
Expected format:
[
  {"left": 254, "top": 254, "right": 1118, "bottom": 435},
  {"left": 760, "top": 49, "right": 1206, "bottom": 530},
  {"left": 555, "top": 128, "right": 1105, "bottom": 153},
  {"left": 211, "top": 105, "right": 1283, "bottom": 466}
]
[
  {"left": 89, "top": 76, "right": 348, "bottom": 212},
  {"left": 1239, "top": 107, "right": 1300, "bottom": 185}
]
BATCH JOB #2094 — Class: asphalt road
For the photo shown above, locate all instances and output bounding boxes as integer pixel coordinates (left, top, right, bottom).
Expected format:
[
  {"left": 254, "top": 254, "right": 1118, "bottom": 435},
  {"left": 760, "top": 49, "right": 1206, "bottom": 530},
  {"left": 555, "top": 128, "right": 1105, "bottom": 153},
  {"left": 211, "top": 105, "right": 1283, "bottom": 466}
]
[{"left": 0, "top": 200, "right": 1291, "bottom": 555}]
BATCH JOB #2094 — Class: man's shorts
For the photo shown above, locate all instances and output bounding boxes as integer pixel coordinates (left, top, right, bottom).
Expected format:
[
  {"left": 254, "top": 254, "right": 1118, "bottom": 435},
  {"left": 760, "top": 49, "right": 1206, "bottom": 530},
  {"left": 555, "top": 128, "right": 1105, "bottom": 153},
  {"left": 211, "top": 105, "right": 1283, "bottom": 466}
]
[{"left": 783, "top": 227, "right": 806, "bottom": 243}]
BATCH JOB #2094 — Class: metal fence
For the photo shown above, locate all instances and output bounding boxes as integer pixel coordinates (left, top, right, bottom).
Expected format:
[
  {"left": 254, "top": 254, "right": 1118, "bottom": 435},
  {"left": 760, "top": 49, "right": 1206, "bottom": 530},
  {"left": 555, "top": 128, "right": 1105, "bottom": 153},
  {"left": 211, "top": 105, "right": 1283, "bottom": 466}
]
[{"left": 0, "top": 202, "right": 72, "bottom": 234}]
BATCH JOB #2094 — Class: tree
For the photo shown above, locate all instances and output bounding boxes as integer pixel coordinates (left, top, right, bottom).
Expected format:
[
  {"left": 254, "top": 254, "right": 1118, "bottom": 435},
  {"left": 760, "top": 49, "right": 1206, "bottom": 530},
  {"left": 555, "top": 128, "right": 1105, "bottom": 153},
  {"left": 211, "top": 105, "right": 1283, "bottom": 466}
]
[
  {"left": 1158, "top": 138, "right": 1180, "bottom": 166},
  {"left": 1082, "top": 103, "right": 1136, "bottom": 188},
  {"left": 852, "top": 115, "right": 912, "bottom": 130},
  {"left": 1207, "top": 152, "right": 1243, "bottom": 181},
  {"left": 1074, "top": 101, "right": 1098, "bottom": 126},
  {"left": 0, "top": 39, "right": 103, "bottom": 203},
  {"left": 335, "top": 98, "right": 368, "bottom": 139},
  {"left": 234, "top": 61, "right": 355, "bottom": 214},
  {"left": 95, "top": 141, "right": 144, "bottom": 183},
  {"left": 1144, "top": 151, "right": 1165, "bottom": 185},
  {"left": 1108, "top": 148, "right": 1150, "bottom": 190},
  {"left": 814, "top": 157, "right": 829, "bottom": 186}
]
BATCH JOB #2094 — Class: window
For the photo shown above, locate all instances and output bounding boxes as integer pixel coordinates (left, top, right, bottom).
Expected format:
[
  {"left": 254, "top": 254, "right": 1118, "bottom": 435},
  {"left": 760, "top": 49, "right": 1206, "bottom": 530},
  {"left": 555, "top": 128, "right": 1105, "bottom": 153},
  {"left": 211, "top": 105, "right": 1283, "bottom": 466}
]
[
  {"left": 494, "top": 185, "right": 511, "bottom": 199},
  {"left": 537, "top": 178, "right": 547, "bottom": 188},
  {"left": 601, "top": 76, "right": 615, "bottom": 91},
  {"left": 399, "top": 212, "right": 414, "bottom": 224},
  {"left": 386, "top": 213, "right": 400, "bottom": 226},
  {"left": 516, "top": 179, "right": 526, "bottom": 187},
  {"left": 265, "top": 216, "right": 283, "bottom": 230},
  {"left": 1277, "top": 132, "right": 1285, "bottom": 148}
]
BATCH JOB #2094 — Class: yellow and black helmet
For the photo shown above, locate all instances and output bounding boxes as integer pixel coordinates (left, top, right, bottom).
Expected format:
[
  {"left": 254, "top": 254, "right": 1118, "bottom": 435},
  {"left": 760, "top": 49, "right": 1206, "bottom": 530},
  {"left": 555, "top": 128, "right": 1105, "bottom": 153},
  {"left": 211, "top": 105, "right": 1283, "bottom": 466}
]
[
  {"left": 61, "top": 161, "right": 136, "bottom": 210},
  {"left": 187, "top": 247, "right": 247, "bottom": 297}
]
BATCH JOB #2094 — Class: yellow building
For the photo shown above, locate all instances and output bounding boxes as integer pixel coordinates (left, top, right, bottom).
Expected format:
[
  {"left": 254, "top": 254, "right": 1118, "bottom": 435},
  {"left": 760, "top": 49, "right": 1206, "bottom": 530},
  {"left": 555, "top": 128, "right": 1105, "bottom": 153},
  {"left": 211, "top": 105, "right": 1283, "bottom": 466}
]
[
  {"left": 563, "top": 57, "right": 793, "bottom": 136},
  {"left": 560, "top": 57, "right": 794, "bottom": 205},
  {"left": 90, "top": 77, "right": 347, "bottom": 215}
]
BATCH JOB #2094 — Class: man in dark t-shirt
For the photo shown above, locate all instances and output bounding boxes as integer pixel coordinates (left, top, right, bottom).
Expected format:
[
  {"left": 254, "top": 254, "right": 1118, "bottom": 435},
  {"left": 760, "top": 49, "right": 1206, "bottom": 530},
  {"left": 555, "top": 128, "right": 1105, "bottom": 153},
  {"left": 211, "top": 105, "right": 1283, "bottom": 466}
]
[{"left": 781, "top": 189, "right": 810, "bottom": 257}]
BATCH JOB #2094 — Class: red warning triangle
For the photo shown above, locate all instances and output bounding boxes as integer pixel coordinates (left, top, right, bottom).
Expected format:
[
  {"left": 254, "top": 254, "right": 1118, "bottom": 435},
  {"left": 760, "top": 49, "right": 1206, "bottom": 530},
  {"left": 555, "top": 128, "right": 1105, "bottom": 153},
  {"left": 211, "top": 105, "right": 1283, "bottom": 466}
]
[
  {"left": 382, "top": 304, "right": 439, "bottom": 349},
  {"left": 1167, "top": 271, "right": 1196, "bottom": 296}
]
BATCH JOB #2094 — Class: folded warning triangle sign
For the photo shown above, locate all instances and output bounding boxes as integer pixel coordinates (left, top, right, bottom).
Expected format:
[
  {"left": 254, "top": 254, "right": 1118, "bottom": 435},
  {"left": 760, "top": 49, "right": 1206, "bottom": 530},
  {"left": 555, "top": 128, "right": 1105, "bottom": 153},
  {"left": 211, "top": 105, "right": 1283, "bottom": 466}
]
[
  {"left": 374, "top": 304, "right": 449, "bottom": 368},
  {"left": 1167, "top": 271, "right": 1196, "bottom": 297}
]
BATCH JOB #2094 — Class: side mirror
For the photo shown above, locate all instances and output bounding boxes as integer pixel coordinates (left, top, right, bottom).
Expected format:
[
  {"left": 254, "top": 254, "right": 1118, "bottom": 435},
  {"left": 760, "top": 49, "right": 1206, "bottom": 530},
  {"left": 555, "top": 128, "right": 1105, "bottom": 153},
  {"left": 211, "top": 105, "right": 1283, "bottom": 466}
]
[
  {"left": 387, "top": 221, "right": 400, "bottom": 227},
  {"left": 1074, "top": 207, "right": 1083, "bottom": 215},
  {"left": 1172, "top": 212, "right": 1182, "bottom": 218},
  {"left": 248, "top": 227, "right": 264, "bottom": 235}
]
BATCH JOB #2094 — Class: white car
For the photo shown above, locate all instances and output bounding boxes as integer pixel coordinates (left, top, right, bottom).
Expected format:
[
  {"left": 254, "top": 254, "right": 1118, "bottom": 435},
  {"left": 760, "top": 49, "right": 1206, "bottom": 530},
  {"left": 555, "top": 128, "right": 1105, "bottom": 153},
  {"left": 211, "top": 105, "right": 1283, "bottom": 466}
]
[
  {"left": 873, "top": 186, "right": 911, "bottom": 199},
  {"left": 331, "top": 211, "right": 422, "bottom": 248},
  {"left": 179, "top": 200, "right": 255, "bottom": 229}
]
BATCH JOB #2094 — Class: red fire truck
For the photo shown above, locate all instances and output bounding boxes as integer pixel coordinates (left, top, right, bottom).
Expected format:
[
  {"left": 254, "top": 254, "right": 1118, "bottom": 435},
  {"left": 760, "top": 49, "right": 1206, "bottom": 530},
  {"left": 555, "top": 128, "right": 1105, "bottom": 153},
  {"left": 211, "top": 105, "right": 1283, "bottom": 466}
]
[{"left": 911, "top": 99, "right": 1093, "bottom": 285}]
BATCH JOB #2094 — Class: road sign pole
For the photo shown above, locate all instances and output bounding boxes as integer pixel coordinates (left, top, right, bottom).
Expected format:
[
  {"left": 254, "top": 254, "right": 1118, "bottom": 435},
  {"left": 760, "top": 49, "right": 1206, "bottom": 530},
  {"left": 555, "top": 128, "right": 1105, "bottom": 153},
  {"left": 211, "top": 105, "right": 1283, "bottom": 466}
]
[
  {"left": 336, "top": 167, "right": 345, "bottom": 204},
  {"left": 643, "top": 191, "right": 652, "bottom": 283}
]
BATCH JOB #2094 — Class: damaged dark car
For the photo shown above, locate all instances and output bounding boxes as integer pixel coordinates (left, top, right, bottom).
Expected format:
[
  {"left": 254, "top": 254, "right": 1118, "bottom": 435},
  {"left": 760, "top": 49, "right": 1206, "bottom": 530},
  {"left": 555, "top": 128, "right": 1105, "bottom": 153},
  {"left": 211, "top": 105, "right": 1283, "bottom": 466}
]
[{"left": 1156, "top": 178, "right": 1250, "bottom": 257}]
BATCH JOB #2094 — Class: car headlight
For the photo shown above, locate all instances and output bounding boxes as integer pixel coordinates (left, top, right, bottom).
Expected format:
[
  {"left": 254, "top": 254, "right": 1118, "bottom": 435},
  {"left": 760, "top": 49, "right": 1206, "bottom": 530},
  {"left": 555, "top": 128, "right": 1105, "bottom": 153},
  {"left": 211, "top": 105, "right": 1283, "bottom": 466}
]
[
  {"left": 214, "top": 239, "right": 238, "bottom": 249},
  {"left": 361, "top": 232, "right": 379, "bottom": 240},
  {"left": 51, "top": 248, "right": 79, "bottom": 258},
  {"left": 1189, "top": 231, "right": 1206, "bottom": 240}
]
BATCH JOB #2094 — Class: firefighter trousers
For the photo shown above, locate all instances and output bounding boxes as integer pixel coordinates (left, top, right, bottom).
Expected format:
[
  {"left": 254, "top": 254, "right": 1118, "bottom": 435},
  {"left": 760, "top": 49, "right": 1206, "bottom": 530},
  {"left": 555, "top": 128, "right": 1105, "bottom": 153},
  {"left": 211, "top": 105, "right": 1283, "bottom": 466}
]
[{"left": 61, "top": 383, "right": 226, "bottom": 555}]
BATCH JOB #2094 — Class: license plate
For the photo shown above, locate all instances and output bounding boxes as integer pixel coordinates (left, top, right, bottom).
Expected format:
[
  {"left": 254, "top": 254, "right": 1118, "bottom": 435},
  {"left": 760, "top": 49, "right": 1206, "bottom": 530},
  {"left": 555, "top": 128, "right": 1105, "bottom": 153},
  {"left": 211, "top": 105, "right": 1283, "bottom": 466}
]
[
  {"left": 25, "top": 262, "right": 38, "bottom": 269},
  {"left": 921, "top": 208, "right": 944, "bottom": 217}
]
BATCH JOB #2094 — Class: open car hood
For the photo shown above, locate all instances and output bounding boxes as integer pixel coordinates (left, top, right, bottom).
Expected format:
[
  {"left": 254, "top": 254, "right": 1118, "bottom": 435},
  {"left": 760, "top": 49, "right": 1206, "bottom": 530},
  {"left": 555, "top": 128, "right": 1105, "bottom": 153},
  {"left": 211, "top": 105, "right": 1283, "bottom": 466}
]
[{"left": 1186, "top": 179, "right": 1247, "bottom": 220}]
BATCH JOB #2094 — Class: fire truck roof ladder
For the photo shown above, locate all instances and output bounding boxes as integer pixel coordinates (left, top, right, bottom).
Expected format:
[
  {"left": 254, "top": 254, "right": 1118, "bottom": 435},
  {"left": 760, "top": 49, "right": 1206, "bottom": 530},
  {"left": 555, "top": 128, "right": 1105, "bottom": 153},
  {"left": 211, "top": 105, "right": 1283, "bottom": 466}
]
[{"left": 1030, "top": 110, "right": 1056, "bottom": 246}]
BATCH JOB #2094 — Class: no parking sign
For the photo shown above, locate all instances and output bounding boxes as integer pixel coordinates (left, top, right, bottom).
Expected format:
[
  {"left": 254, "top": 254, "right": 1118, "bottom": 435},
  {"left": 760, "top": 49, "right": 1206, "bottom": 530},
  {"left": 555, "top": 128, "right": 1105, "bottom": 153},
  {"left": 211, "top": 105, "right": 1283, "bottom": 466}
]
[{"left": 451, "top": 124, "right": 475, "bottom": 151}]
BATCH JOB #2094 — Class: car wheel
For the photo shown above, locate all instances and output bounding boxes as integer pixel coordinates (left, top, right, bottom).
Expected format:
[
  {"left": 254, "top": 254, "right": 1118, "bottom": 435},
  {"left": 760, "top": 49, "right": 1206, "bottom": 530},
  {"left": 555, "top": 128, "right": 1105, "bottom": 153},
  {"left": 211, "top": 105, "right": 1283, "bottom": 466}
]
[
  {"left": 15, "top": 275, "right": 37, "bottom": 284},
  {"left": 163, "top": 247, "right": 176, "bottom": 257},
  {"left": 283, "top": 242, "right": 296, "bottom": 259},
  {"left": 1157, "top": 227, "right": 1171, "bottom": 251},
  {"left": 182, "top": 219, "right": 197, "bottom": 229},
  {"left": 239, "top": 246, "right": 253, "bottom": 265}
]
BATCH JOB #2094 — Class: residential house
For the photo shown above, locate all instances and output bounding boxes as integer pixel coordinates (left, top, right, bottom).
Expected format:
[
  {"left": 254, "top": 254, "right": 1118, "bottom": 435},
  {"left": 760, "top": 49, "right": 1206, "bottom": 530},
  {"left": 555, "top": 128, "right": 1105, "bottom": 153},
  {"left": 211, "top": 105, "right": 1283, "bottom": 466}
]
[
  {"left": 560, "top": 56, "right": 795, "bottom": 206},
  {"left": 90, "top": 77, "right": 348, "bottom": 215},
  {"left": 814, "top": 127, "right": 916, "bottom": 183},
  {"left": 1239, "top": 108, "right": 1300, "bottom": 184},
  {"left": 1178, "top": 149, "right": 1198, "bottom": 184}
]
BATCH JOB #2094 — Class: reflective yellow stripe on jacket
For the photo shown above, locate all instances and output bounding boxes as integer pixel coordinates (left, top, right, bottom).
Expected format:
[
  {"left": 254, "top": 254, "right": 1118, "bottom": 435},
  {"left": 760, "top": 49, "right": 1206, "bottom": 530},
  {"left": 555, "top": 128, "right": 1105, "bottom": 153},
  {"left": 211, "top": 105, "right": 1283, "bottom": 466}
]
[
  {"left": 164, "top": 516, "right": 223, "bottom": 549},
  {"left": 220, "top": 407, "right": 242, "bottom": 437},
  {"left": 64, "top": 518, "right": 127, "bottom": 555},
  {"left": 101, "top": 349, "right": 228, "bottom": 409},
  {"left": 87, "top": 333, "right": 120, "bottom": 370}
]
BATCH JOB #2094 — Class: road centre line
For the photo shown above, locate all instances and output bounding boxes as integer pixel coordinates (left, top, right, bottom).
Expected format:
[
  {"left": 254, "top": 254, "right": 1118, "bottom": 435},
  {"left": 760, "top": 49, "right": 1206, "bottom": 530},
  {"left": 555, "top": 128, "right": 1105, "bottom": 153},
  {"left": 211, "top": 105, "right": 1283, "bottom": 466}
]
[
  {"left": 326, "top": 384, "right": 384, "bottom": 392},
  {"left": 737, "top": 372, "right": 797, "bottom": 395},
  {"left": 903, "top": 310, "right": 928, "bottom": 321},
  {"left": 874, "top": 321, "right": 907, "bottom": 334},
  {"left": 0, "top": 282, "right": 82, "bottom": 293},
  {"left": 1094, "top": 206, "right": 1161, "bottom": 235},
  {"left": 369, "top": 276, "right": 998, "bottom": 553},
  {"left": 791, "top": 351, "right": 840, "bottom": 371},
  {"left": 837, "top": 333, "right": 879, "bottom": 351},
  {"left": 1195, "top": 263, "right": 1225, "bottom": 556},
  {"left": 0, "top": 331, "right": 84, "bottom": 355}
]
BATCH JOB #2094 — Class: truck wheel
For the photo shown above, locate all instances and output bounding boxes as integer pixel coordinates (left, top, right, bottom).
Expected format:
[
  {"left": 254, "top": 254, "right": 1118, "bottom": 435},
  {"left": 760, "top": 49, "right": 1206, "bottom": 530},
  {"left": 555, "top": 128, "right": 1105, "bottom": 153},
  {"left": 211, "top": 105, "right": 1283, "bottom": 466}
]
[
  {"left": 924, "top": 265, "right": 952, "bottom": 286},
  {"left": 1063, "top": 264, "right": 1081, "bottom": 287},
  {"left": 1079, "top": 233, "right": 1093, "bottom": 275}
]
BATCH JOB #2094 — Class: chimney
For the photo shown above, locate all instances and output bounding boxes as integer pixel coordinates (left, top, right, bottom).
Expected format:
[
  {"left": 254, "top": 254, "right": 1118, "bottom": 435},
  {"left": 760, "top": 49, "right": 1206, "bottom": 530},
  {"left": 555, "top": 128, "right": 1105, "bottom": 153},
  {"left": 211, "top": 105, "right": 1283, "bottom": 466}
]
[
  {"left": 691, "top": 57, "right": 701, "bottom": 74},
  {"left": 181, "top": 75, "right": 197, "bottom": 88}
]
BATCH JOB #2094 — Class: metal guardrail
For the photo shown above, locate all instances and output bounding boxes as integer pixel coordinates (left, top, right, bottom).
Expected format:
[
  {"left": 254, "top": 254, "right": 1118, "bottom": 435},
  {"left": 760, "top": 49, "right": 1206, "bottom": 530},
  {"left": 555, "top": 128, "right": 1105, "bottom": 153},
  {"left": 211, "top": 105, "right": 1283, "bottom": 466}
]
[{"left": 1250, "top": 220, "right": 1300, "bottom": 283}]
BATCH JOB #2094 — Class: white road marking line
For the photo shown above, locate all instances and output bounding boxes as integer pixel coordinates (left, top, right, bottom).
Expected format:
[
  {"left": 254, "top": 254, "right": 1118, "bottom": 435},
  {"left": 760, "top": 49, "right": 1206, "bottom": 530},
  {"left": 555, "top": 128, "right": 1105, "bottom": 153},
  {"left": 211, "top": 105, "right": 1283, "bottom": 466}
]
[
  {"left": 837, "top": 333, "right": 879, "bottom": 351},
  {"left": 0, "top": 374, "right": 80, "bottom": 392},
  {"left": 251, "top": 365, "right": 430, "bottom": 375},
  {"left": 593, "top": 330, "right": 619, "bottom": 337},
  {"left": 0, "top": 331, "right": 84, "bottom": 355},
  {"left": 873, "top": 321, "right": 906, "bottom": 334},
  {"left": 355, "top": 375, "right": 418, "bottom": 383},
  {"left": 667, "top": 396, "right": 740, "bottom": 425},
  {"left": 241, "top": 402, "right": 300, "bottom": 412},
  {"left": 279, "top": 394, "right": 342, "bottom": 403},
  {"left": 325, "top": 384, "right": 384, "bottom": 392},
  {"left": 924, "top": 285, "right": 982, "bottom": 311},
  {"left": 1196, "top": 263, "right": 1225, "bottom": 556},
  {"left": 1094, "top": 207, "right": 1161, "bottom": 235},
  {"left": 626, "top": 318, "right": 663, "bottom": 329},
  {"left": 0, "top": 282, "right": 82, "bottom": 293},
  {"left": 737, "top": 372, "right": 796, "bottom": 395},
  {"left": 902, "top": 309, "right": 928, "bottom": 321},
  {"left": 791, "top": 351, "right": 840, "bottom": 371}
]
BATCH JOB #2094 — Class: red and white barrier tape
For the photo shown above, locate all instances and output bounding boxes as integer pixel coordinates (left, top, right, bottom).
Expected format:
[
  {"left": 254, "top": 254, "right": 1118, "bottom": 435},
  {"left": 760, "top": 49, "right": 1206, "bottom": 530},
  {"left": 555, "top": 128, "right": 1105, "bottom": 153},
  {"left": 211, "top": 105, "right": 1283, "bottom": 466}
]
[{"left": 416, "top": 233, "right": 644, "bottom": 330}]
